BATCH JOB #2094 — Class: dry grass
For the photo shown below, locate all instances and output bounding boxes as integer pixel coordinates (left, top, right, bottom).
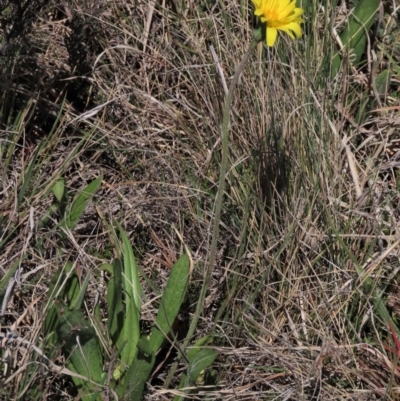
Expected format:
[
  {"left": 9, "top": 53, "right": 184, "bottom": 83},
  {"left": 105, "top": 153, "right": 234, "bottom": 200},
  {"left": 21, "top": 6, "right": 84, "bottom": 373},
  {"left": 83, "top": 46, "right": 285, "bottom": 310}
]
[{"left": 1, "top": 0, "right": 400, "bottom": 399}]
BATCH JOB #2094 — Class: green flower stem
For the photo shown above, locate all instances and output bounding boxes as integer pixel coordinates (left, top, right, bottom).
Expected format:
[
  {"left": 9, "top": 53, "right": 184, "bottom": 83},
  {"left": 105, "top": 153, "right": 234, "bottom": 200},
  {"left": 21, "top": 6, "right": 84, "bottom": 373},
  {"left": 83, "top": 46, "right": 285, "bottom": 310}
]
[{"left": 164, "top": 39, "right": 258, "bottom": 389}]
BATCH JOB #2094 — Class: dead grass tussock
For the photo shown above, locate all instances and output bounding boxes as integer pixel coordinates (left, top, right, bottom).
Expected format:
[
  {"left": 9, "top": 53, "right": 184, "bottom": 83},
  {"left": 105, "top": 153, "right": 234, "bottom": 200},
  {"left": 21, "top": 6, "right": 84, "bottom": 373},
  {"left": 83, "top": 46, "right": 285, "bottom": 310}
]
[{"left": 1, "top": 0, "right": 400, "bottom": 399}]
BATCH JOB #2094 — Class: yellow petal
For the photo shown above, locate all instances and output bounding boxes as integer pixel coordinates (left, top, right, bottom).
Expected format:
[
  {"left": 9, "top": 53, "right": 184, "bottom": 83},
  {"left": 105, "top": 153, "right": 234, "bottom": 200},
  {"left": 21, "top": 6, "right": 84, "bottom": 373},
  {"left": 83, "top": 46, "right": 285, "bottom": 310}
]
[
  {"left": 266, "top": 27, "right": 278, "bottom": 47},
  {"left": 279, "top": 22, "right": 302, "bottom": 38},
  {"left": 277, "top": 0, "right": 291, "bottom": 11},
  {"left": 280, "top": 0, "right": 296, "bottom": 16},
  {"left": 291, "top": 8, "right": 304, "bottom": 18}
]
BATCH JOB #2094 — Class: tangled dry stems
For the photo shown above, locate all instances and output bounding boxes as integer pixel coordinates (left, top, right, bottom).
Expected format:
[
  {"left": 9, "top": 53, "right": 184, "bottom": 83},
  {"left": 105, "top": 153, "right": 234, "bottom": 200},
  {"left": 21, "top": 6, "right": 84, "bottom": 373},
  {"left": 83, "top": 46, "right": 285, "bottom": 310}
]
[{"left": 1, "top": 0, "right": 400, "bottom": 399}]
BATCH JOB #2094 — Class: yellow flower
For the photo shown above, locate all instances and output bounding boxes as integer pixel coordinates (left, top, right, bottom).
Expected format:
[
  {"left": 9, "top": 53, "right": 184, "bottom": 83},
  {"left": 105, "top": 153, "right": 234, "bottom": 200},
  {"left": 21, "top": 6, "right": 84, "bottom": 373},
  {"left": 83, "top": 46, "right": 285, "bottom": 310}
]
[{"left": 252, "top": 0, "right": 304, "bottom": 47}]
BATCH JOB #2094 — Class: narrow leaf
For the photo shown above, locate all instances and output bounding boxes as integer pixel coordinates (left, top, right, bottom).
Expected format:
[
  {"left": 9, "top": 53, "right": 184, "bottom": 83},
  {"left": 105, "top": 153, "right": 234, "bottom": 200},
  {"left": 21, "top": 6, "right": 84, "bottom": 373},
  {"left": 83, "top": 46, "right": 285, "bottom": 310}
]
[
  {"left": 105, "top": 259, "right": 124, "bottom": 345},
  {"left": 70, "top": 272, "right": 90, "bottom": 311},
  {"left": 17, "top": 142, "right": 43, "bottom": 207},
  {"left": 118, "top": 224, "right": 141, "bottom": 367},
  {"left": 64, "top": 176, "right": 102, "bottom": 230}
]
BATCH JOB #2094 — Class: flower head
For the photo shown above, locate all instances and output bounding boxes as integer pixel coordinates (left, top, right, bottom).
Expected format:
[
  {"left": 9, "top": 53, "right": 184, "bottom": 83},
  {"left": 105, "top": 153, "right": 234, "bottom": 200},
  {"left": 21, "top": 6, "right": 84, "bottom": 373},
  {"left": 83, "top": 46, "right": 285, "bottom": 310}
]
[{"left": 252, "top": 0, "right": 304, "bottom": 47}]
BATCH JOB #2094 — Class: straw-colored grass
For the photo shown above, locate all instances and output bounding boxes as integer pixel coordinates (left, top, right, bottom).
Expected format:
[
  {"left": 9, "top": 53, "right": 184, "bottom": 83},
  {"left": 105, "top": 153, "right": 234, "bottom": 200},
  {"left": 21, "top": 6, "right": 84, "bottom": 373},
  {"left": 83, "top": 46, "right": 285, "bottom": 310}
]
[{"left": 1, "top": 0, "right": 400, "bottom": 399}]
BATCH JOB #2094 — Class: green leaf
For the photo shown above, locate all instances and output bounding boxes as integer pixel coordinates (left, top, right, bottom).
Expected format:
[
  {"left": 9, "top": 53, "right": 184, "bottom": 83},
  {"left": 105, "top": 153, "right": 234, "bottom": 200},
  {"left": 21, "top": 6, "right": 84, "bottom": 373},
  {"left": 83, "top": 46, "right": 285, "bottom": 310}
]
[
  {"left": 63, "top": 176, "right": 102, "bottom": 231},
  {"left": 55, "top": 305, "right": 104, "bottom": 399},
  {"left": 0, "top": 259, "right": 19, "bottom": 295},
  {"left": 173, "top": 336, "right": 216, "bottom": 401},
  {"left": 187, "top": 349, "right": 218, "bottom": 385},
  {"left": 121, "top": 351, "right": 155, "bottom": 400},
  {"left": 331, "top": 0, "right": 380, "bottom": 77},
  {"left": 118, "top": 224, "right": 141, "bottom": 367},
  {"left": 105, "top": 259, "right": 124, "bottom": 345},
  {"left": 0, "top": 260, "right": 20, "bottom": 318},
  {"left": 122, "top": 254, "right": 190, "bottom": 400},
  {"left": 374, "top": 69, "right": 392, "bottom": 97},
  {"left": 44, "top": 263, "right": 71, "bottom": 343},
  {"left": 69, "top": 272, "right": 90, "bottom": 311},
  {"left": 136, "top": 336, "right": 152, "bottom": 357},
  {"left": 52, "top": 178, "right": 65, "bottom": 202},
  {"left": 187, "top": 335, "right": 213, "bottom": 361},
  {"left": 149, "top": 254, "right": 190, "bottom": 353},
  {"left": 65, "top": 265, "right": 80, "bottom": 307}
]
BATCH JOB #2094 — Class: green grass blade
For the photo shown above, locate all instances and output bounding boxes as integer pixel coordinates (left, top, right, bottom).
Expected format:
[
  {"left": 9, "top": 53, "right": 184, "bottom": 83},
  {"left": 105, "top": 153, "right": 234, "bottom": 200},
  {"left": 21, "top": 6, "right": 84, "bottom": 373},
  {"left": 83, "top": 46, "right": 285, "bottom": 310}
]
[{"left": 17, "top": 142, "right": 44, "bottom": 207}]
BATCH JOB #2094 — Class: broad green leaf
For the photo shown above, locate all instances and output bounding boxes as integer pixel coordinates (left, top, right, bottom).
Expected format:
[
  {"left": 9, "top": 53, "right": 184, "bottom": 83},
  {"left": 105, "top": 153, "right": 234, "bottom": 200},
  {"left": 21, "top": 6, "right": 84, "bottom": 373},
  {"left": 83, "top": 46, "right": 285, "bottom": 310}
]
[
  {"left": 136, "top": 336, "right": 152, "bottom": 357},
  {"left": 173, "top": 336, "right": 215, "bottom": 401},
  {"left": 120, "top": 350, "right": 155, "bottom": 400},
  {"left": 149, "top": 254, "right": 190, "bottom": 352},
  {"left": 44, "top": 263, "right": 71, "bottom": 342},
  {"left": 118, "top": 224, "right": 141, "bottom": 367},
  {"left": 55, "top": 305, "right": 104, "bottom": 399},
  {"left": 187, "top": 335, "right": 213, "bottom": 361},
  {"left": 52, "top": 178, "right": 65, "bottom": 202},
  {"left": 187, "top": 349, "right": 218, "bottom": 385},
  {"left": 374, "top": 70, "right": 392, "bottom": 97},
  {"left": 122, "top": 254, "right": 190, "bottom": 400},
  {"left": 331, "top": 0, "right": 380, "bottom": 77},
  {"left": 63, "top": 175, "right": 102, "bottom": 230}
]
